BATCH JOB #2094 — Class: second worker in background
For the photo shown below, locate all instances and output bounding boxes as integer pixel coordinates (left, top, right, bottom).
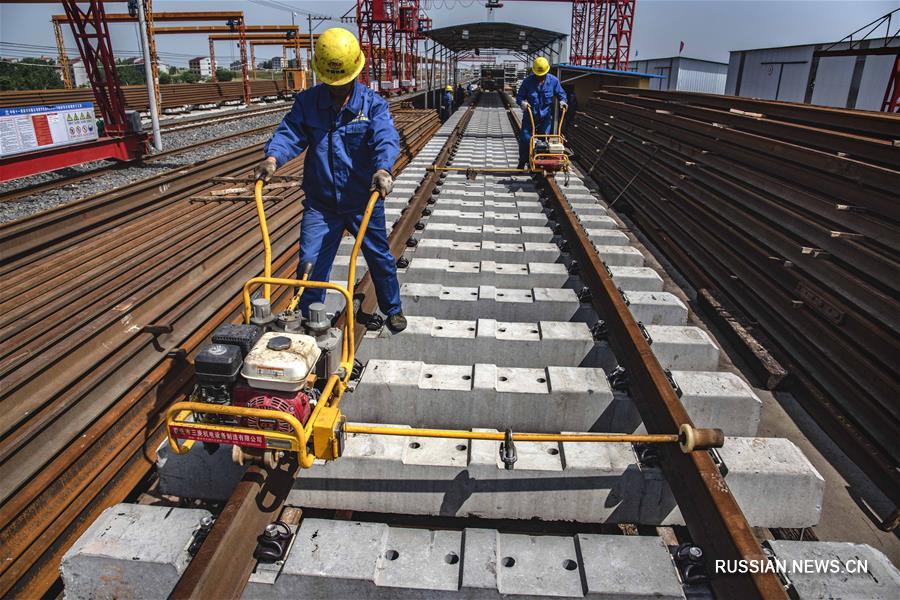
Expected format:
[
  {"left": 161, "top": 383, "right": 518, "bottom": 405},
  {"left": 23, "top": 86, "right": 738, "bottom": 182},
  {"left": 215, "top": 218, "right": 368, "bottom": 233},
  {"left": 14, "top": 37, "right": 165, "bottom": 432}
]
[
  {"left": 255, "top": 27, "right": 407, "bottom": 333},
  {"left": 515, "top": 56, "right": 567, "bottom": 170}
]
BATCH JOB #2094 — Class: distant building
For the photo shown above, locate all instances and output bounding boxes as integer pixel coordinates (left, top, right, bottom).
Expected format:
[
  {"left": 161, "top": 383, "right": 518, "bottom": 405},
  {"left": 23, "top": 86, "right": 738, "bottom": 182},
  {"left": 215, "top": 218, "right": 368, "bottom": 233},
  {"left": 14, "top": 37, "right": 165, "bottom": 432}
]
[
  {"left": 229, "top": 60, "right": 243, "bottom": 71},
  {"left": 271, "top": 56, "right": 283, "bottom": 70},
  {"left": 70, "top": 58, "right": 89, "bottom": 87},
  {"left": 726, "top": 36, "right": 900, "bottom": 110},
  {"left": 189, "top": 56, "right": 212, "bottom": 77},
  {"left": 630, "top": 56, "right": 728, "bottom": 94}
]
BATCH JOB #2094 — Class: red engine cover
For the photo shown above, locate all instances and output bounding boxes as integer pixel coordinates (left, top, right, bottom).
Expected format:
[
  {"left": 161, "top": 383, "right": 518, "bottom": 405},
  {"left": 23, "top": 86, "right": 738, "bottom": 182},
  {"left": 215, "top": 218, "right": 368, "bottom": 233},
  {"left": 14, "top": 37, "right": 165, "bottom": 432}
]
[{"left": 232, "top": 384, "right": 312, "bottom": 432}]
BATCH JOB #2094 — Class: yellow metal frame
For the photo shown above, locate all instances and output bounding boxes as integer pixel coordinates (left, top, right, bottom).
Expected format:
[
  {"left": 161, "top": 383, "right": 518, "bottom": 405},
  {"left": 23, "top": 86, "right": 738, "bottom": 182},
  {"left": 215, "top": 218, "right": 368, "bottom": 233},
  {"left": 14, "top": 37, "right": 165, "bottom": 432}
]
[
  {"left": 342, "top": 423, "right": 712, "bottom": 454},
  {"left": 167, "top": 181, "right": 379, "bottom": 467},
  {"left": 526, "top": 103, "right": 569, "bottom": 172}
]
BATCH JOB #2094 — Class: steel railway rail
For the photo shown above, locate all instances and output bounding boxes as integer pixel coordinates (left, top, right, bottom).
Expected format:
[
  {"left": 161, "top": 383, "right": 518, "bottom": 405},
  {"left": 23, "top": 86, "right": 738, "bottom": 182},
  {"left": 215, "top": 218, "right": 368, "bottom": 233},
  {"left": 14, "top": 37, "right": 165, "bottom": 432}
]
[
  {"left": 2, "top": 96, "right": 431, "bottom": 200},
  {"left": 157, "top": 103, "right": 291, "bottom": 133},
  {"left": 0, "top": 108, "right": 440, "bottom": 598},
  {"left": 0, "top": 80, "right": 289, "bottom": 111},
  {"left": 565, "top": 87, "right": 900, "bottom": 520},
  {"left": 1, "top": 123, "right": 279, "bottom": 204},
  {"left": 163, "top": 92, "right": 791, "bottom": 599}
]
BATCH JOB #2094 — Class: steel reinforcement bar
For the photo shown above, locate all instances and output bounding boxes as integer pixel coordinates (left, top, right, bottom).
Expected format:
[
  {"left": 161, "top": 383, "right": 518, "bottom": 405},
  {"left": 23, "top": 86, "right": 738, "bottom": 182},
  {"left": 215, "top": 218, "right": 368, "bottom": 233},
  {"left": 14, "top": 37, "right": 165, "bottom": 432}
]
[
  {"left": 0, "top": 80, "right": 289, "bottom": 111},
  {"left": 0, "top": 107, "right": 441, "bottom": 598}
]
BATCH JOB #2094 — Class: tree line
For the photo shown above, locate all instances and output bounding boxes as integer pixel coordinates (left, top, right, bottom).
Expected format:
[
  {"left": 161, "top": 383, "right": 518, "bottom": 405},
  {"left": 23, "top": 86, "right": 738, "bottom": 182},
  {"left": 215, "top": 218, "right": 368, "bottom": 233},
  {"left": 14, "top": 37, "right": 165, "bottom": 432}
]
[{"left": 0, "top": 57, "right": 237, "bottom": 91}]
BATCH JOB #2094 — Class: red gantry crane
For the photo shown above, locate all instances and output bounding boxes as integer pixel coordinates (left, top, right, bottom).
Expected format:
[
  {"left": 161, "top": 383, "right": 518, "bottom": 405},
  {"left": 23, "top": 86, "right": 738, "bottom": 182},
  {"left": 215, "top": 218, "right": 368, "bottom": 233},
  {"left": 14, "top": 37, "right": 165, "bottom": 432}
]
[
  {"left": 486, "top": 0, "right": 637, "bottom": 70},
  {"left": 349, "top": 1, "right": 431, "bottom": 93},
  {"left": 0, "top": 0, "right": 148, "bottom": 181}
]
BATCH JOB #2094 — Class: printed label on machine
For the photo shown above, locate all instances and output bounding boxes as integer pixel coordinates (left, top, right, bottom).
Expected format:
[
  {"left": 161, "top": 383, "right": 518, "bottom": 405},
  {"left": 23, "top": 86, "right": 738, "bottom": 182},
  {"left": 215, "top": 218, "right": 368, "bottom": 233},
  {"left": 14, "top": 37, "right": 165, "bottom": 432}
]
[
  {"left": 169, "top": 425, "right": 267, "bottom": 448},
  {"left": 0, "top": 102, "right": 98, "bottom": 158}
]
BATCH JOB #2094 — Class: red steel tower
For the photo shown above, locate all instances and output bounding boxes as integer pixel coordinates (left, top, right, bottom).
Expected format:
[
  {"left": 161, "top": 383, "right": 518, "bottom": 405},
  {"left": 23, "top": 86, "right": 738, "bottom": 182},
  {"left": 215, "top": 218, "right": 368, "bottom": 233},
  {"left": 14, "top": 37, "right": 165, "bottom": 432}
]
[
  {"left": 355, "top": 1, "right": 396, "bottom": 90},
  {"left": 353, "top": 1, "right": 430, "bottom": 93},
  {"left": 569, "top": 0, "right": 636, "bottom": 70},
  {"left": 397, "top": 1, "right": 420, "bottom": 89}
]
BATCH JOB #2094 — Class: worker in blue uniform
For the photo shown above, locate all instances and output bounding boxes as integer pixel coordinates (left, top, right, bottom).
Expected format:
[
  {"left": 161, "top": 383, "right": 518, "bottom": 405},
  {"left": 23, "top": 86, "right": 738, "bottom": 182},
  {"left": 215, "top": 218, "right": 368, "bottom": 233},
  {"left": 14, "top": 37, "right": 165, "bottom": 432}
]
[
  {"left": 440, "top": 84, "right": 454, "bottom": 123},
  {"left": 255, "top": 27, "right": 407, "bottom": 333},
  {"left": 515, "top": 57, "right": 567, "bottom": 169}
]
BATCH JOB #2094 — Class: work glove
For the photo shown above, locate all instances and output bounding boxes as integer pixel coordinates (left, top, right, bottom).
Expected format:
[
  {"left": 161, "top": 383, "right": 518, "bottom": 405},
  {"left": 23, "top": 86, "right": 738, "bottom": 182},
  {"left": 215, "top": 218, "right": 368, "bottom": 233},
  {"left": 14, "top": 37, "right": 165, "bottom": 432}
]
[
  {"left": 370, "top": 169, "right": 393, "bottom": 197},
  {"left": 520, "top": 100, "right": 530, "bottom": 111},
  {"left": 254, "top": 157, "right": 277, "bottom": 183},
  {"left": 560, "top": 101, "right": 568, "bottom": 109}
]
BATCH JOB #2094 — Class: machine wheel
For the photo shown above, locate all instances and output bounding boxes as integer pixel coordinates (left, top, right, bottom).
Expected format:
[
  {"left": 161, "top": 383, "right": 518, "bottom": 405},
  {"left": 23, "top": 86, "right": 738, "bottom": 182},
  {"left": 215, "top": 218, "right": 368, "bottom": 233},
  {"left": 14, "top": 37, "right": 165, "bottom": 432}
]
[{"left": 232, "top": 445, "right": 280, "bottom": 469}]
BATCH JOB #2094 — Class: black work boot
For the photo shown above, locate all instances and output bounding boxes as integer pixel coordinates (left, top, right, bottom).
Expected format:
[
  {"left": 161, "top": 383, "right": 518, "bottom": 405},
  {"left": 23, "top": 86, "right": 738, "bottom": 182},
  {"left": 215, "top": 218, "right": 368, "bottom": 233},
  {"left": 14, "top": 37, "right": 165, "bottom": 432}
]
[{"left": 386, "top": 312, "right": 407, "bottom": 333}]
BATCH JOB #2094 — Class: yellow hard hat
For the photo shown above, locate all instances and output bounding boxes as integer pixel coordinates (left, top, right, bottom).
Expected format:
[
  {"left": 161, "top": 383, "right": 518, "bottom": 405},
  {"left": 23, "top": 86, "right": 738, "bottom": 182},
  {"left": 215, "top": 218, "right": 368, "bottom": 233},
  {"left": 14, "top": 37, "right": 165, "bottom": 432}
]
[
  {"left": 312, "top": 27, "right": 365, "bottom": 86},
  {"left": 446, "top": 85, "right": 453, "bottom": 91},
  {"left": 532, "top": 56, "right": 550, "bottom": 76}
]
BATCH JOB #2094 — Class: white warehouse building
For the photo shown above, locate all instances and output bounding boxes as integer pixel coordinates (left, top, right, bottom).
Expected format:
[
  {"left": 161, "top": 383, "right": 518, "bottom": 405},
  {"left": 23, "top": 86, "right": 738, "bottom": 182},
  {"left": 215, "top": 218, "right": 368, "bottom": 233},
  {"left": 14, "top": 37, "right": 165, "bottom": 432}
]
[
  {"left": 629, "top": 56, "right": 728, "bottom": 93},
  {"left": 726, "top": 37, "right": 899, "bottom": 111}
]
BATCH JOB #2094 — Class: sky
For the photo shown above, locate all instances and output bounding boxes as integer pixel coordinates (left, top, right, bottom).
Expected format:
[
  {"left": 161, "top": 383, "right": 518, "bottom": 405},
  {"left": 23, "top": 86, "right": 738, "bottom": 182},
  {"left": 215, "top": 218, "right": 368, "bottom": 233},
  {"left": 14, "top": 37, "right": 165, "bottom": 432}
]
[{"left": 1, "top": 0, "right": 897, "bottom": 67}]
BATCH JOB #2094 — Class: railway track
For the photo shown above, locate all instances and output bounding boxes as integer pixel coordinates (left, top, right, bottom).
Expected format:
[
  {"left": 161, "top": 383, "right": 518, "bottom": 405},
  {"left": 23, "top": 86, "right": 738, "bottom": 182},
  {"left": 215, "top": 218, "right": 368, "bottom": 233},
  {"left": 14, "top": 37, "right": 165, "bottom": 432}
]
[
  {"left": 153, "top": 93, "right": 838, "bottom": 599},
  {"left": 0, "top": 108, "right": 440, "bottom": 598},
  {"left": 5, "top": 91, "right": 898, "bottom": 598}
]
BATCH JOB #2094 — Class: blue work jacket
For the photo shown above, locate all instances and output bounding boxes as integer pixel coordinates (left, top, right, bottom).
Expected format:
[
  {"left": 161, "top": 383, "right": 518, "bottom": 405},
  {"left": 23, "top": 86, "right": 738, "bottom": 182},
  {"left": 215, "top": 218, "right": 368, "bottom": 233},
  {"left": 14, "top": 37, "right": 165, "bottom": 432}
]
[
  {"left": 516, "top": 73, "right": 567, "bottom": 130},
  {"left": 265, "top": 82, "right": 400, "bottom": 213},
  {"left": 442, "top": 91, "right": 454, "bottom": 108}
]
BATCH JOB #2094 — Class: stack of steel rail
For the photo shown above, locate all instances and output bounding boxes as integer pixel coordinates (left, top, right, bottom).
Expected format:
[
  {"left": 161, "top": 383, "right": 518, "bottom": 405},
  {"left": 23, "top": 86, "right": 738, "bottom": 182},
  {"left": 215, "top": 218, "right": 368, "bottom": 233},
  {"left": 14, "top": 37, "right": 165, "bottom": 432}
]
[
  {"left": 0, "top": 80, "right": 288, "bottom": 111},
  {"left": 566, "top": 86, "right": 900, "bottom": 512},
  {"left": 0, "top": 107, "right": 440, "bottom": 598}
]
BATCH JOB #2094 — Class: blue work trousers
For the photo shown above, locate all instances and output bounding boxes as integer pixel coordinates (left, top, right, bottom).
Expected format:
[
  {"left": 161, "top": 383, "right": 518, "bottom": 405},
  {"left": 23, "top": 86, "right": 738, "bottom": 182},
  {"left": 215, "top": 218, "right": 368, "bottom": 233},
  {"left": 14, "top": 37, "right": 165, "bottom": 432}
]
[
  {"left": 297, "top": 200, "right": 401, "bottom": 317},
  {"left": 518, "top": 116, "right": 553, "bottom": 167}
]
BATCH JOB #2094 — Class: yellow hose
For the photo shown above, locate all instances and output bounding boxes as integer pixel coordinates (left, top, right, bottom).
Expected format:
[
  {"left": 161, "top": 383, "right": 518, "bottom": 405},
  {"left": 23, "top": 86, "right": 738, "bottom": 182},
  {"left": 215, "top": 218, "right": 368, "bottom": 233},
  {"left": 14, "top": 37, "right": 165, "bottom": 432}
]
[{"left": 254, "top": 180, "right": 272, "bottom": 300}]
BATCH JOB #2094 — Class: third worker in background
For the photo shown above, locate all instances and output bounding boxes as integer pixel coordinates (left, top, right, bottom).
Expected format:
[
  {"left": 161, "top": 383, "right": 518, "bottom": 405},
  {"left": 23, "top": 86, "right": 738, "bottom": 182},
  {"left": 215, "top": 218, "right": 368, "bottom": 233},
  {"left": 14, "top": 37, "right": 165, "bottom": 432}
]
[
  {"left": 440, "top": 84, "right": 454, "bottom": 123},
  {"left": 515, "top": 57, "right": 567, "bottom": 169}
]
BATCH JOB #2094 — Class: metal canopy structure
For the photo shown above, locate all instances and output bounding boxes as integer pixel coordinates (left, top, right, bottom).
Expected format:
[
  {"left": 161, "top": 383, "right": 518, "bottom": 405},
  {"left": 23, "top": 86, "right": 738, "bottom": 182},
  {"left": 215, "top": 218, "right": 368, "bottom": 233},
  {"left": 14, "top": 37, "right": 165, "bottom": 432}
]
[{"left": 423, "top": 21, "right": 566, "bottom": 61}]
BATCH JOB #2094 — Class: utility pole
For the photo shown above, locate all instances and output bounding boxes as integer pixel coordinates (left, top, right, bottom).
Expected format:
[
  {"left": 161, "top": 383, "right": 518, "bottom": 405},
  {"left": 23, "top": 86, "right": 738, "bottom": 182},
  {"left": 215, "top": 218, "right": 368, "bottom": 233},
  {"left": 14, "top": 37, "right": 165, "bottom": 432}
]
[
  {"left": 308, "top": 13, "right": 315, "bottom": 85},
  {"left": 133, "top": 0, "right": 161, "bottom": 151}
]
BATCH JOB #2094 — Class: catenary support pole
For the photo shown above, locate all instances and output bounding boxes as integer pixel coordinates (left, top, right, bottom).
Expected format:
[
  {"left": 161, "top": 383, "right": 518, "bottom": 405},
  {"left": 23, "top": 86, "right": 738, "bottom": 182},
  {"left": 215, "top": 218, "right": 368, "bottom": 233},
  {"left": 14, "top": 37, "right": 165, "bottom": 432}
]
[{"left": 135, "top": 0, "right": 162, "bottom": 151}]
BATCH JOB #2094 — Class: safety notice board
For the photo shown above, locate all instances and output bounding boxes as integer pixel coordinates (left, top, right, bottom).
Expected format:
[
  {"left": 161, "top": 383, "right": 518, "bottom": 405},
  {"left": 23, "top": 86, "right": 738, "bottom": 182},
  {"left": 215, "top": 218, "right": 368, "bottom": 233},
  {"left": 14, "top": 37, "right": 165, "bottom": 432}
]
[{"left": 0, "top": 102, "right": 98, "bottom": 158}]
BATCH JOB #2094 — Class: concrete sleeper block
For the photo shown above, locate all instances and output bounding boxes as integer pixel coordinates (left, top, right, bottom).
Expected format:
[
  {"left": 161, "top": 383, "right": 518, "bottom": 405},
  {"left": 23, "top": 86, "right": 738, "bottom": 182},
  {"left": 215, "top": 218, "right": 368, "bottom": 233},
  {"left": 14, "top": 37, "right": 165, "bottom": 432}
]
[
  {"left": 358, "top": 317, "right": 595, "bottom": 368},
  {"left": 61, "top": 504, "right": 211, "bottom": 600},
  {"left": 421, "top": 222, "right": 557, "bottom": 244},
  {"left": 410, "top": 238, "right": 562, "bottom": 263},
  {"left": 766, "top": 540, "right": 900, "bottom": 599},
  {"left": 244, "top": 519, "right": 686, "bottom": 599},
  {"left": 645, "top": 325, "right": 721, "bottom": 371},
  {"left": 399, "top": 283, "right": 590, "bottom": 322},
  {"left": 346, "top": 359, "right": 612, "bottom": 432}
]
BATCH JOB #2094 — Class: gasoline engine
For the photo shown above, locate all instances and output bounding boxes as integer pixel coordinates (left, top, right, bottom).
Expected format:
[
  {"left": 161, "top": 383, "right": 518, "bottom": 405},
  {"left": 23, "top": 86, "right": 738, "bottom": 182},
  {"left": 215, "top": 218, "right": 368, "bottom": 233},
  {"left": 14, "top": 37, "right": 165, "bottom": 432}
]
[{"left": 192, "top": 296, "right": 342, "bottom": 467}]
